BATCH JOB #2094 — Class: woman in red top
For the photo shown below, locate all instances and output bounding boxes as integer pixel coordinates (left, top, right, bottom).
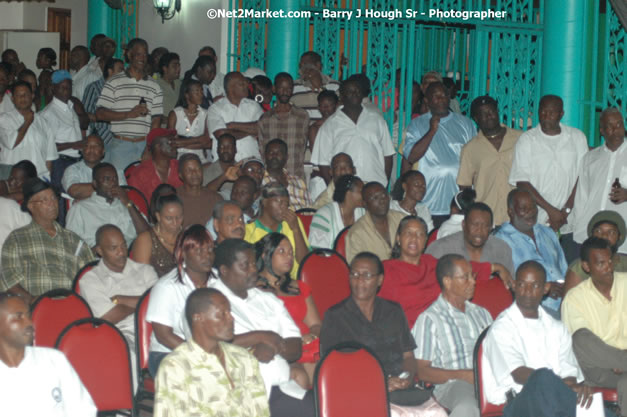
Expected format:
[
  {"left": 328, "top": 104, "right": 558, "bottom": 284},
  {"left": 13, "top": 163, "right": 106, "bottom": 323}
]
[
  {"left": 255, "top": 232, "right": 322, "bottom": 388},
  {"left": 379, "top": 215, "right": 441, "bottom": 328}
]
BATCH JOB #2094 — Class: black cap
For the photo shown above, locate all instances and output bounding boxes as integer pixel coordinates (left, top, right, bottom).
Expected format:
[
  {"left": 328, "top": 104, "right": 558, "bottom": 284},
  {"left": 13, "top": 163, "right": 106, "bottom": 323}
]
[
  {"left": 21, "top": 178, "right": 53, "bottom": 212},
  {"left": 470, "top": 95, "right": 498, "bottom": 119}
]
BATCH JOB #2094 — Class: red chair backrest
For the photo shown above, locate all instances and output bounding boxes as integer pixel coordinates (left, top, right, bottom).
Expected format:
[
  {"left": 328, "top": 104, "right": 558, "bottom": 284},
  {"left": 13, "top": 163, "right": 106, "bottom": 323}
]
[
  {"left": 333, "top": 226, "right": 350, "bottom": 259},
  {"left": 72, "top": 260, "right": 99, "bottom": 295},
  {"left": 124, "top": 161, "right": 141, "bottom": 180},
  {"left": 298, "top": 249, "right": 350, "bottom": 319},
  {"left": 296, "top": 208, "right": 316, "bottom": 237},
  {"left": 474, "top": 326, "right": 504, "bottom": 417},
  {"left": 56, "top": 318, "right": 134, "bottom": 412},
  {"left": 135, "top": 289, "right": 153, "bottom": 373},
  {"left": 426, "top": 228, "right": 439, "bottom": 247},
  {"left": 31, "top": 289, "right": 93, "bottom": 347},
  {"left": 472, "top": 278, "right": 514, "bottom": 319},
  {"left": 315, "top": 343, "right": 390, "bottom": 417},
  {"left": 122, "top": 185, "right": 149, "bottom": 217}
]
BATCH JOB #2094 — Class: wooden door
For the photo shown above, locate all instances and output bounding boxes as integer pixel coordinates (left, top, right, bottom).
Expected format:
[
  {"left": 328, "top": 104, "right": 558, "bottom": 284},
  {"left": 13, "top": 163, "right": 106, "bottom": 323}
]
[{"left": 47, "top": 8, "right": 71, "bottom": 70}]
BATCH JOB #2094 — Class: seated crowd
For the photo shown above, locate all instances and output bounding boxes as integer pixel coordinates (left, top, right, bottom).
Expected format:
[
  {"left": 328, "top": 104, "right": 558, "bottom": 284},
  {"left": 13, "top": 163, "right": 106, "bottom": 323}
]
[{"left": 0, "top": 36, "right": 626, "bottom": 417}]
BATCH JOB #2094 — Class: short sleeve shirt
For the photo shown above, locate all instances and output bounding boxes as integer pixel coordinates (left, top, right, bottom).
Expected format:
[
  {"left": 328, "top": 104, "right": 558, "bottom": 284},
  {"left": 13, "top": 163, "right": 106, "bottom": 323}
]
[{"left": 39, "top": 98, "right": 83, "bottom": 158}]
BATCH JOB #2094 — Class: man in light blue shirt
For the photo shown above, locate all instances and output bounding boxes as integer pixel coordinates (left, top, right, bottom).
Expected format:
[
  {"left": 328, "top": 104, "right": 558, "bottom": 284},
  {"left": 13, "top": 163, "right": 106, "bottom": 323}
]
[
  {"left": 403, "top": 82, "right": 476, "bottom": 226},
  {"left": 495, "top": 188, "right": 567, "bottom": 317}
]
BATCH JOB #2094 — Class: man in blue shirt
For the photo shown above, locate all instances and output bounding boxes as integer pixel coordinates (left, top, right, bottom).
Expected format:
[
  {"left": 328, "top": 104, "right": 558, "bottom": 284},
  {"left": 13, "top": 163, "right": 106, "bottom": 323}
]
[
  {"left": 495, "top": 188, "right": 567, "bottom": 317},
  {"left": 403, "top": 82, "right": 476, "bottom": 227}
]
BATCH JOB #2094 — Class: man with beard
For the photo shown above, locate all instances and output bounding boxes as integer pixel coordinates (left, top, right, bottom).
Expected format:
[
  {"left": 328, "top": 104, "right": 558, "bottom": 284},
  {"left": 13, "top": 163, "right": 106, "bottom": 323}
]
[
  {"left": 203, "top": 133, "right": 240, "bottom": 198},
  {"left": 258, "top": 73, "right": 309, "bottom": 179},
  {"left": 262, "top": 139, "right": 310, "bottom": 211},
  {"left": 0, "top": 292, "right": 97, "bottom": 416},
  {"left": 67, "top": 163, "right": 149, "bottom": 248},
  {"left": 495, "top": 188, "right": 567, "bottom": 318}
]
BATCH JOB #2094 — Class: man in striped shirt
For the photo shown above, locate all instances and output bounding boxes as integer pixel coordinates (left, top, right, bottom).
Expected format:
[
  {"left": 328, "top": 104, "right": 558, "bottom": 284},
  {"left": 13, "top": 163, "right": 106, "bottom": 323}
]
[
  {"left": 290, "top": 51, "right": 339, "bottom": 121},
  {"left": 96, "top": 38, "right": 163, "bottom": 171},
  {"left": 412, "top": 254, "right": 492, "bottom": 417}
]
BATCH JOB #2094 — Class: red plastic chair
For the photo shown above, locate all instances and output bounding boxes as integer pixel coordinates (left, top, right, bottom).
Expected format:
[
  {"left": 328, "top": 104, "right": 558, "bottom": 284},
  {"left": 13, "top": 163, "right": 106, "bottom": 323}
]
[
  {"left": 472, "top": 277, "right": 514, "bottom": 319},
  {"left": 332, "top": 226, "right": 350, "bottom": 259},
  {"left": 56, "top": 318, "right": 134, "bottom": 415},
  {"left": 72, "top": 260, "right": 99, "bottom": 295},
  {"left": 296, "top": 208, "right": 316, "bottom": 237},
  {"left": 314, "top": 342, "right": 390, "bottom": 417},
  {"left": 124, "top": 161, "right": 141, "bottom": 181},
  {"left": 134, "top": 289, "right": 154, "bottom": 414},
  {"left": 594, "top": 387, "right": 618, "bottom": 405},
  {"left": 426, "top": 227, "right": 439, "bottom": 247},
  {"left": 31, "top": 289, "right": 93, "bottom": 347},
  {"left": 298, "top": 249, "right": 350, "bottom": 319},
  {"left": 122, "top": 185, "right": 149, "bottom": 217},
  {"left": 473, "top": 326, "right": 505, "bottom": 417}
]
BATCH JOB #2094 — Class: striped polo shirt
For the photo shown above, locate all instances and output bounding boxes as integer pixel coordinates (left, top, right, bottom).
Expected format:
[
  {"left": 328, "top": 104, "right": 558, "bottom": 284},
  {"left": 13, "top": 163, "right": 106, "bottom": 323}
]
[{"left": 96, "top": 70, "right": 163, "bottom": 138}]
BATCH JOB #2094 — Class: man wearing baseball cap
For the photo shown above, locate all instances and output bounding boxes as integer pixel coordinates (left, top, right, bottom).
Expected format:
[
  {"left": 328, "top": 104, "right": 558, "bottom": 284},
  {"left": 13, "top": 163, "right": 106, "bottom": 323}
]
[{"left": 127, "top": 128, "right": 182, "bottom": 202}]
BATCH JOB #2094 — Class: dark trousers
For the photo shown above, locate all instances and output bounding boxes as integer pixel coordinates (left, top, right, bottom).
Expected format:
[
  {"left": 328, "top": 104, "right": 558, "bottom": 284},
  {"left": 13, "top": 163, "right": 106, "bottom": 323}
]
[
  {"left": 148, "top": 351, "right": 168, "bottom": 378},
  {"left": 560, "top": 232, "right": 582, "bottom": 265},
  {"left": 51, "top": 156, "right": 80, "bottom": 226},
  {"left": 269, "top": 386, "right": 315, "bottom": 417},
  {"left": 504, "top": 368, "right": 576, "bottom": 417}
]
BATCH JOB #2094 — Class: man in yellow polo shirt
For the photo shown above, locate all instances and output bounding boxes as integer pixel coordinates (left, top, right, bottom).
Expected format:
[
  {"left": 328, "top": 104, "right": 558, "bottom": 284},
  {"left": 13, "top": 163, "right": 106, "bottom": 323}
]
[
  {"left": 562, "top": 236, "right": 627, "bottom": 416},
  {"left": 245, "top": 182, "right": 310, "bottom": 279}
]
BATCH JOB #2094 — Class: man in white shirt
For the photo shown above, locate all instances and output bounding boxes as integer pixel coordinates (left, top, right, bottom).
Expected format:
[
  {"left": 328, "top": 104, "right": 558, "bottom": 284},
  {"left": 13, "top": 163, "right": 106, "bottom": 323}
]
[
  {"left": 0, "top": 81, "right": 58, "bottom": 180},
  {"left": 207, "top": 71, "right": 263, "bottom": 162},
  {"left": 80, "top": 224, "right": 158, "bottom": 388},
  {"left": 66, "top": 162, "right": 149, "bottom": 248},
  {"left": 0, "top": 197, "right": 31, "bottom": 273},
  {"left": 40, "top": 70, "right": 86, "bottom": 193},
  {"left": 70, "top": 46, "right": 100, "bottom": 103},
  {"left": 482, "top": 260, "right": 596, "bottom": 417},
  {"left": 210, "top": 238, "right": 315, "bottom": 417},
  {"left": 311, "top": 75, "right": 395, "bottom": 185},
  {"left": 572, "top": 108, "right": 627, "bottom": 254},
  {"left": 509, "top": 95, "right": 588, "bottom": 262},
  {"left": 0, "top": 292, "right": 97, "bottom": 417},
  {"left": 0, "top": 63, "right": 14, "bottom": 118},
  {"left": 197, "top": 46, "right": 226, "bottom": 100}
]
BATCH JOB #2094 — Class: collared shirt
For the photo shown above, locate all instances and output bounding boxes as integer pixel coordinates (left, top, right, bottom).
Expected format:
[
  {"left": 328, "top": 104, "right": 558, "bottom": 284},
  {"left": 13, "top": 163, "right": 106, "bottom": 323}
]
[
  {"left": 0, "top": 91, "right": 15, "bottom": 114},
  {"left": 0, "top": 197, "right": 31, "bottom": 273},
  {"left": 155, "top": 78, "right": 181, "bottom": 119},
  {"left": 320, "top": 296, "right": 416, "bottom": 376},
  {"left": 96, "top": 71, "right": 164, "bottom": 138},
  {"left": 172, "top": 106, "right": 210, "bottom": 163},
  {"left": 495, "top": 222, "right": 567, "bottom": 312},
  {"left": 209, "top": 278, "right": 301, "bottom": 397},
  {"left": 209, "top": 71, "right": 226, "bottom": 99},
  {"left": 311, "top": 105, "right": 395, "bottom": 185},
  {"left": 404, "top": 111, "right": 477, "bottom": 215},
  {"left": 508, "top": 123, "right": 588, "bottom": 233},
  {"left": 245, "top": 218, "right": 310, "bottom": 279},
  {"left": 258, "top": 105, "right": 310, "bottom": 178},
  {"left": 457, "top": 127, "right": 522, "bottom": 225},
  {"left": 66, "top": 193, "right": 137, "bottom": 247},
  {"left": 127, "top": 159, "right": 183, "bottom": 203},
  {"left": 72, "top": 64, "right": 102, "bottom": 103},
  {"left": 483, "top": 303, "right": 583, "bottom": 405},
  {"left": 262, "top": 169, "right": 311, "bottom": 211},
  {"left": 61, "top": 160, "right": 126, "bottom": 193},
  {"left": 561, "top": 272, "right": 627, "bottom": 350},
  {"left": 389, "top": 199, "right": 434, "bottom": 232},
  {"left": 291, "top": 74, "right": 340, "bottom": 120},
  {"left": 79, "top": 258, "right": 157, "bottom": 344},
  {"left": 309, "top": 201, "right": 365, "bottom": 249},
  {"left": 39, "top": 97, "right": 83, "bottom": 158},
  {"left": 437, "top": 214, "right": 464, "bottom": 240},
  {"left": 572, "top": 140, "right": 627, "bottom": 253},
  {"left": 0, "top": 108, "right": 58, "bottom": 178},
  {"left": 146, "top": 269, "right": 204, "bottom": 353},
  {"left": 207, "top": 97, "right": 263, "bottom": 161},
  {"left": 426, "top": 231, "right": 514, "bottom": 275},
  {"left": 83, "top": 78, "right": 114, "bottom": 144},
  {"left": 312, "top": 181, "right": 334, "bottom": 210},
  {"left": 154, "top": 340, "right": 270, "bottom": 417},
  {"left": 412, "top": 294, "right": 492, "bottom": 373},
  {"left": 0, "top": 346, "right": 97, "bottom": 417},
  {"left": 85, "top": 55, "right": 102, "bottom": 77},
  {"left": 346, "top": 210, "right": 406, "bottom": 263},
  {"left": 0, "top": 221, "right": 94, "bottom": 297}
]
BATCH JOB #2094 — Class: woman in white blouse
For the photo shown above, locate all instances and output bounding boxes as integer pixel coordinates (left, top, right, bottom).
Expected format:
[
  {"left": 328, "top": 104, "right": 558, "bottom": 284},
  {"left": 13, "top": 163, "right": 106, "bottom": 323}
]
[
  {"left": 167, "top": 79, "right": 212, "bottom": 163},
  {"left": 390, "top": 170, "right": 434, "bottom": 232},
  {"left": 437, "top": 188, "right": 476, "bottom": 240},
  {"left": 309, "top": 174, "right": 365, "bottom": 249}
]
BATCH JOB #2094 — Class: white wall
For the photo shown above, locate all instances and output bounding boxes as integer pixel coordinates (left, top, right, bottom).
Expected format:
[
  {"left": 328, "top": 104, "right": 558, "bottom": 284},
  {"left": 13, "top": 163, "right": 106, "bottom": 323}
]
[
  {"left": 136, "top": 0, "right": 227, "bottom": 74},
  {"left": 22, "top": 0, "right": 88, "bottom": 48},
  {"left": 0, "top": 3, "right": 24, "bottom": 30}
]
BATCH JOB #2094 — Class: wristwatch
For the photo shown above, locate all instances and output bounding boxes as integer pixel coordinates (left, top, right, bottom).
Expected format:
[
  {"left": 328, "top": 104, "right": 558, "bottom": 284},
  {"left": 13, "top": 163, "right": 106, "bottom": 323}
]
[{"left": 563, "top": 207, "right": 572, "bottom": 214}]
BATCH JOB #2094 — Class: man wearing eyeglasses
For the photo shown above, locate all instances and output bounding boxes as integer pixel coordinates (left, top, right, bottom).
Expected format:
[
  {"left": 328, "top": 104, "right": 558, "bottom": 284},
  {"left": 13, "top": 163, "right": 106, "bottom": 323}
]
[
  {"left": 412, "top": 254, "right": 493, "bottom": 417},
  {"left": 0, "top": 178, "right": 94, "bottom": 304}
]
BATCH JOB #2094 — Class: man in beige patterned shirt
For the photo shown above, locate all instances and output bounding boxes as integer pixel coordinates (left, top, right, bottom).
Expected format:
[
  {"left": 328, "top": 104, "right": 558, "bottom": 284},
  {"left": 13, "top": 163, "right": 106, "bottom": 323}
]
[{"left": 154, "top": 287, "right": 269, "bottom": 417}]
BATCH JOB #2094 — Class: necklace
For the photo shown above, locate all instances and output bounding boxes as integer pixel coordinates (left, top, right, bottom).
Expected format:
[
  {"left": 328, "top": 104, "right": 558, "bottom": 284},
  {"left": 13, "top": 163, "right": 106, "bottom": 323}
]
[
  {"left": 484, "top": 127, "right": 505, "bottom": 139},
  {"left": 185, "top": 107, "right": 198, "bottom": 117},
  {"left": 155, "top": 225, "right": 177, "bottom": 247}
]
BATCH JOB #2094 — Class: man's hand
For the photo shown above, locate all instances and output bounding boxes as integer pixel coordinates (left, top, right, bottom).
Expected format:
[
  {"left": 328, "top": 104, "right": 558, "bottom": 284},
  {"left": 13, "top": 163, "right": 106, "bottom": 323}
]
[
  {"left": 126, "top": 103, "right": 148, "bottom": 119},
  {"left": 428, "top": 115, "right": 441, "bottom": 132},
  {"left": 251, "top": 343, "right": 276, "bottom": 363},
  {"left": 610, "top": 187, "right": 627, "bottom": 204},
  {"left": 23, "top": 110, "right": 34, "bottom": 126},
  {"left": 72, "top": 139, "right": 88, "bottom": 150},
  {"left": 548, "top": 281, "right": 565, "bottom": 299},
  {"left": 302, "top": 333, "right": 318, "bottom": 345},
  {"left": 492, "top": 263, "right": 514, "bottom": 289},
  {"left": 387, "top": 376, "right": 411, "bottom": 392},
  {"left": 571, "top": 383, "right": 594, "bottom": 409},
  {"left": 283, "top": 209, "right": 300, "bottom": 230},
  {"left": 111, "top": 186, "right": 130, "bottom": 206},
  {"left": 547, "top": 207, "right": 567, "bottom": 231},
  {"left": 224, "top": 164, "right": 241, "bottom": 182},
  {"left": 304, "top": 68, "right": 323, "bottom": 91}
]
